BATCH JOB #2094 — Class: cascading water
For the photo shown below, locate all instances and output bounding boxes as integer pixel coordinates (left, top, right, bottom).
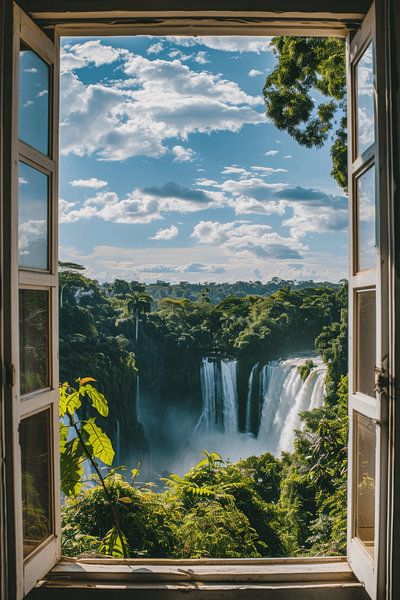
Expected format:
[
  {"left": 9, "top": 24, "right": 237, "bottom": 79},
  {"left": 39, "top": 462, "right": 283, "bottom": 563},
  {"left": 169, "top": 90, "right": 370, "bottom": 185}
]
[
  {"left": 258, "top": 357, "right": 326, "bottom": 454},
  {"left": 244, "top": 364, "right": 258, "bottom": 433},
  {"left": 196, "top": 358, "right": 238, "bottom": 433},
  {"left": 197, "top": 355, "right": 326, "bottom": 459},
  {"left": 221, "top": 360, "right": 238, "bottom": 433}
]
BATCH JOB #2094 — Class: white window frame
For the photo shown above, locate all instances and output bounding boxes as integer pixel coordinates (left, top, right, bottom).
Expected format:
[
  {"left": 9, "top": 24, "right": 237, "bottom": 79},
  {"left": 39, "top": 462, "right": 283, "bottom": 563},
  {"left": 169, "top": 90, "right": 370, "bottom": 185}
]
[{"left": 1, "top": 1, "right": 398, "bottom": 599}]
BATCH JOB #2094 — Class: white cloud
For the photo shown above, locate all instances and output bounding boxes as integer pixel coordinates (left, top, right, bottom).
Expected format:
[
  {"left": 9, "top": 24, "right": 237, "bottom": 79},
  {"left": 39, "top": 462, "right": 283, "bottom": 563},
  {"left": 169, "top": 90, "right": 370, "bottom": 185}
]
[
  {"left": 172, "top": 145, "right": 196, "bottom": 162},
  {"left": 60, "top": 40, "right": 126, "bottom": 72},
  {"left": 194, "top": 51, "right": 209, "bottom": 65},
  {"left": 283, "top": 155, "right": 292, "bottom": 159},
  {"left": 248, "top": 69, "right": 263, "bottom": 77},
  {"left": 265, "top": 150, "right": 279, "bottom": 156},
  {"left": 24, "top": 67, "right": 38, "bottom": 74},
  {"left": 147, "top": 42, "right": 164, "bottom": 55},
  {"left": 70, "top": 177, "right": 108, "bottom": 189},
  {"left": 222, "top": 165, "right": 251, "bottom": 177},
  {"left": 192, "top": 220, "right": 304, "bottom": 260},
  {"left": 150, "top": 225, "right": 179, "bottom": 240},
  {"left": 60, "top": 182, "right": 218, "bottom": 225},
  {"left": 167, "top": 36, "right": 271, "bottom": 53},
  {"left": 60, "top": 44, "right": 265, "bottom": 161},
  {"left": 250, "top": 165, "right": 287, "bottom": 175}
]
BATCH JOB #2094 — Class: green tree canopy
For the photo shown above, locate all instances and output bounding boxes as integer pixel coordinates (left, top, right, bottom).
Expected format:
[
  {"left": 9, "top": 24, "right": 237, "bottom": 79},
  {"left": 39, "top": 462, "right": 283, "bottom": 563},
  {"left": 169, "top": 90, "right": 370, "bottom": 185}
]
[{"left": 263, "top": 37, "right": 347, "bottom": 191}]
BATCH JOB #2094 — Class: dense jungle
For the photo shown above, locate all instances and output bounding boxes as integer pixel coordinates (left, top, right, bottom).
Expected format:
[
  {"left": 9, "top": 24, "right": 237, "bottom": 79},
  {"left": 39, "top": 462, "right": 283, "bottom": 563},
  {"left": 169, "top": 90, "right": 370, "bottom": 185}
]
[{"left": 59, "top": 262, "right": 348, "bottom": 558}]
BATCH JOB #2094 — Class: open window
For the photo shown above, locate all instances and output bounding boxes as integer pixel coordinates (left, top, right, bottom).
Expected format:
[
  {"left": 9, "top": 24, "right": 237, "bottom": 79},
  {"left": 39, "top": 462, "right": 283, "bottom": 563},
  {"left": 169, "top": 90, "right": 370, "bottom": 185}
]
[
  {"left": 347, "top": 3, "right": 390, "bottom": 598},
  {"left": 3, "top": 5, "right": 60, "bottom": 598},
  {"left": 1, "top": 1, "right": 397, "bottom": 599}
]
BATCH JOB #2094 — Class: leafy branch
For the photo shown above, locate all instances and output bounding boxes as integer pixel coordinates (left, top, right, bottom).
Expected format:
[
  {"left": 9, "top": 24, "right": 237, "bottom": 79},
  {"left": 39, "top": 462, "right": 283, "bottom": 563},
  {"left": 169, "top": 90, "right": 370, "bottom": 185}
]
[{"left": 59, "top": 378, "right": 128, "bottom": 557}]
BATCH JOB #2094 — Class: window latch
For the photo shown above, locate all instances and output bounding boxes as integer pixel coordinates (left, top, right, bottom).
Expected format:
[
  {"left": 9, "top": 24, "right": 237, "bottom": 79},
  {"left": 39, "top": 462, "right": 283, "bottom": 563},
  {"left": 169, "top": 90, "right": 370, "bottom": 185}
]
[
  {"left": 0, "top": 364, "right": 14, "bottom": 388},
  {"left": 374, "top": 366, "right": 389, "bottom": 395}
]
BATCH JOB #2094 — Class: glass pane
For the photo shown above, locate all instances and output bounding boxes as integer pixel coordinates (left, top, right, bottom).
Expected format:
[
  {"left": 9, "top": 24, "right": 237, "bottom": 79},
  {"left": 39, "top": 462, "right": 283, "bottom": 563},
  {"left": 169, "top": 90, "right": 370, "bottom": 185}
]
[
  {"left": 356, "top": 42, "right": 375, "bottom": 156},
  {"left": 20, "top": 410, "right": 52, "bottom": 558},
  {"left": 356, "top": 290, "right": 376, "bottom": 397},
  {"left": 19, "top": 44, "right": 50, "bottom": 155},
  {"left": 357, "top": 165, "right": 376, "bottom": 272},
  {"left": 19, "top": 289, "right": 49, "bottom": 395},
  {"left": 19, "top": 162, "right": 49, "bottom": 270},
  {"left": 354, "top": 412, "right": 376, "bottom": 557}
]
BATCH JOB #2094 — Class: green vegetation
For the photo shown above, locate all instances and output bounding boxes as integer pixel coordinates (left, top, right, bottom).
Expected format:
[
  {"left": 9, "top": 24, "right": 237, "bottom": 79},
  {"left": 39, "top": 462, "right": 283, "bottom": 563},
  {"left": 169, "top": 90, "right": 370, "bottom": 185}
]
[
  {"left": 263, "top": 37, "right": 347, "bottom": 191},
  {"left": 298, "top": 359, "right": 314, "bottom": 381},
  {"left": 61, "top": 366, "right": 348, "bottom": 559},
  {"left": 59, "top": 267, "right": 348, "bottom": 558}
]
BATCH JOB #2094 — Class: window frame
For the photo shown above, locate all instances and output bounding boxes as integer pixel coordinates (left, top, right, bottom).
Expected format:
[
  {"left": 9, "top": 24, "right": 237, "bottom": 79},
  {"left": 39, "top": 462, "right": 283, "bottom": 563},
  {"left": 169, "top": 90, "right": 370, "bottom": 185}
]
[
  {"left": 4, "top": 4, "right": 61, "bottom": 598},
  {"left": 2, "top": 1, "right": 399, "bottom": 599}
]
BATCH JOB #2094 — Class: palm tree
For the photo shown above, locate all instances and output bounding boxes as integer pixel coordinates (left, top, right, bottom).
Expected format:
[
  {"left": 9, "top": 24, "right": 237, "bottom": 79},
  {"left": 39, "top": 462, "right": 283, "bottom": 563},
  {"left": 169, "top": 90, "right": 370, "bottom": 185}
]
[{"left": 125, "top": 292, "right": 152, "bottom": 343}]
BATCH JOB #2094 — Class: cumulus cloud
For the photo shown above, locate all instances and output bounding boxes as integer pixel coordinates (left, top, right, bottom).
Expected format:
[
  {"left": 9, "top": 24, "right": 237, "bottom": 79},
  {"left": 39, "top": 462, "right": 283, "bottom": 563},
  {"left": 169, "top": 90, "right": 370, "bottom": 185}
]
[
  {"left": 192, "top": 220, "right": 304, "bottom": 260},
  {"left": 60, "top": 42, "right": 265, "bottom": 161},
  {"left": 147, "top": 42, "right": 164, "bottom": 55},
  {"left": 61, "top": 40, "right": 126, "bottom": 72},
  {"left": 70, "top": 177, "right": 108, "bottom": 189},
  {"left": 275, "top": 186, "right": 348, "bottom": 238},
  {"left": 143, "top": 182, "right": 210, "bottom": 203},
  {"left": 60, "top": 181, "right": 218, "bottom": 225},
  {"left": 265, "top": 150, "right": 279, "bottom": 156},
  {"left": 167, "top": 36, "right": 271, "bottom": 53},
  {"left": 140, "top": 262, "right": 225, "bottom": 274},
  {"left": 172, "top": 145, "right": 196, "bottom": 162},
  {"left": 150, "top": 225, "right": 179, "bottom": 240},
  {"left": 248, "top": 69, "right": 263, "bottom": 77}
]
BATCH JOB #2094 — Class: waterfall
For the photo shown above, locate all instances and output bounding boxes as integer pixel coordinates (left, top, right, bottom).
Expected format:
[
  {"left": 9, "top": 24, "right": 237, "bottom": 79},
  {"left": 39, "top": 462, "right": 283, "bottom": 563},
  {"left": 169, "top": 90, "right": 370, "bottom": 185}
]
[
  {"left": 197, "top": 355, "right": 326, "bottom": 458},
  {"left": 221, "top": 360, "right": 238, "bottom": 433},
  {"left": 245, "top": 363, "right": 258, "bottom": 433},
  {"left": 196, "top": 358, "right": 237, "bottom": 433},
  {"left": 136, "top": 375, "right": 142, "bottom": 422},
  {"left": 258, "top": 357, "right": 326, "bottom": 454}
]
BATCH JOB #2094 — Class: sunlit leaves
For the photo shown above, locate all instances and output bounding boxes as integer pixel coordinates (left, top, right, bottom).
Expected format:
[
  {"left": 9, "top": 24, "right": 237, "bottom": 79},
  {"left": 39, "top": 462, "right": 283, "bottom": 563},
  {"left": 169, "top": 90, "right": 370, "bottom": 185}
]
[
  {"left": 60, "top": 438, "right": 84, "bottom": 497},
  {"left": 80, "top": 384, "right": 109, "bottom": 417},
  {"left": 83, "top": 418, "right": 115, "bottom": 466},
  {"left": 59, "top": 422, "right": 69, "bottom": 454},
  {"left": 59, "top": 383, "right": 81, "bottom": 417},
  {"left": 100, "top": 527, "right": 128, "bottom": 558}
]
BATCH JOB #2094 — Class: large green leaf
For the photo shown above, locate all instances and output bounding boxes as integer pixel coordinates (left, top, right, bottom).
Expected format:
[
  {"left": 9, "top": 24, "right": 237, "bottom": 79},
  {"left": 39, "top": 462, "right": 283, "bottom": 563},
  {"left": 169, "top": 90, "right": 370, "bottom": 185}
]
[
  {"left": 83, "top": 418, "right": 115, "bottom": 465},
  {"left": 61, "top": 387, "right": 82, "bottom": 416},
  {"left": 60, "top": 438, "right": 84, "bottom": 497},
  {"left": 99, "top": 527, "right": 128, "bottom": 558},
  {"left": 59, "top": 422, "right": 69, "bottom": 454},
  {"left": 80, "top": 384, "right": 109, "bottom": 417}
]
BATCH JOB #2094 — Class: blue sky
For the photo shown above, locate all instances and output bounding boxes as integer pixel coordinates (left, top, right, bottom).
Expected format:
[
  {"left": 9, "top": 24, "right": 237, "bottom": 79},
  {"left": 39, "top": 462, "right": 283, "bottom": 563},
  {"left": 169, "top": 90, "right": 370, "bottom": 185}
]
[{"left": 59, "top": 36, "right": 348, "bottom": 283}]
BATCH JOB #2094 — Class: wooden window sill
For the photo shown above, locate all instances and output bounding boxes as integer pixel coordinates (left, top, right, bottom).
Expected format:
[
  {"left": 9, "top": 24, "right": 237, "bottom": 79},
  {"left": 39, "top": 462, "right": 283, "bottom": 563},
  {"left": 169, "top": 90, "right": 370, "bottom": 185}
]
[{"left": 26, "top": 557, "right": 369, "bottom": 599}]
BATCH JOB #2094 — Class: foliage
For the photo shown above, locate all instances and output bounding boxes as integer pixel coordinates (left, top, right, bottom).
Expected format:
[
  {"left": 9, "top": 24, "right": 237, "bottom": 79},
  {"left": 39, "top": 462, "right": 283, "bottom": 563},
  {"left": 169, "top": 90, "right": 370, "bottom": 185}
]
[
  {"left": 59, "top": 379, "right": 132, "bottom": 557},
  {"left": 263, "top": 37, "right": 347, "bottom": 190},
  {"left": 298, "top": 359, "right": 314, "bottom": 382},
  {"left": 59, "top": 268, "right": 349, "bottom": 559}
]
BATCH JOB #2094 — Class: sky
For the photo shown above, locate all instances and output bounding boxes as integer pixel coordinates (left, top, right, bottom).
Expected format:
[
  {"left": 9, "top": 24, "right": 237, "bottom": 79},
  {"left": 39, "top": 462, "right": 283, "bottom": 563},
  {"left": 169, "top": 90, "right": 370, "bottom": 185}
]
[{"left": 58, "top": 35, "right": 348, "bottom": 284}]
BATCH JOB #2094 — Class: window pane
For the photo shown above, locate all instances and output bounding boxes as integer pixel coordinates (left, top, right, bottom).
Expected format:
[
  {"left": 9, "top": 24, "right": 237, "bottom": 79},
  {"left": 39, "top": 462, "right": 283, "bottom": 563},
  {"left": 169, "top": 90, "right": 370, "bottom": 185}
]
[
  {"left": 20, "top": 410, "right": 52, "bottom": 558},
  {"left": 19, "top": 289, "right": 49, "bottom": 395},
  {"left": 19, "top": 44, "right": 50, "bottom": 155},
  {"left": 356, "top": 289, "right": 376, "bottom": 397},
  {"left": 356, "top": 42, "right": 375, "bottom": 156},
  {"left": 354, "top": 412, "right": 375, "bottom": 557},
  {"left": 357, "top": 165, "right": 376, "bottom": 272},
  {"left": 19, "top": 162, "right": 49, "bottom": 270}
]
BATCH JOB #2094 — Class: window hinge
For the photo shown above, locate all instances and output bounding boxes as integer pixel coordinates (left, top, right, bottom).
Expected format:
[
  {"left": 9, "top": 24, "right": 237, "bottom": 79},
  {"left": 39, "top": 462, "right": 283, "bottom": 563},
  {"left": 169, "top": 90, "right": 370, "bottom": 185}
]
[
  {"left": 1, "top": 364, "right": 15, "bottom": 388},
  {"left": 374, "top": 366, "right": 389, "bottom": 395}
]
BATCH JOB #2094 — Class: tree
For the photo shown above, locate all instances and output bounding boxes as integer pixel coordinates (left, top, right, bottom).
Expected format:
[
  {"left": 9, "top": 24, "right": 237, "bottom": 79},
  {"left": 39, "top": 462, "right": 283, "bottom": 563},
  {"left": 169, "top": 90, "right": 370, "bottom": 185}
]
[
  {"left": 263, "top": 37, "right": 347, "bottom": 191},
  {"left": 124, "top": 292, "right": 152, "bottom": 342}
]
